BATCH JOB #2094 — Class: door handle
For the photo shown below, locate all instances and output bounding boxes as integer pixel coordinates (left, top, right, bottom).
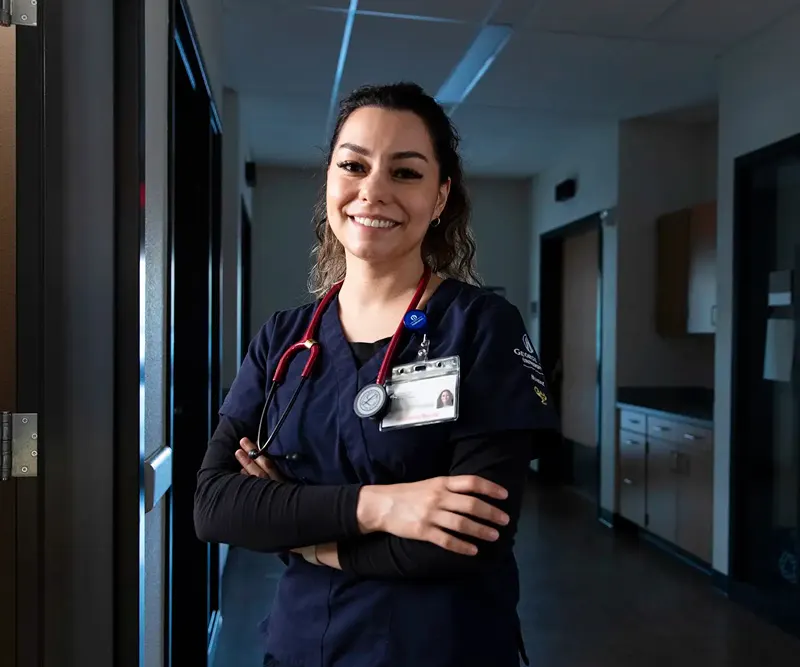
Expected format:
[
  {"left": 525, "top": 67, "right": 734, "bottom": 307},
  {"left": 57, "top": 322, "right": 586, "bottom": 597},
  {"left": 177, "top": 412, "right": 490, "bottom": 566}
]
[{"left": 145, "top": 446, "right": 173, "bottom": 513}]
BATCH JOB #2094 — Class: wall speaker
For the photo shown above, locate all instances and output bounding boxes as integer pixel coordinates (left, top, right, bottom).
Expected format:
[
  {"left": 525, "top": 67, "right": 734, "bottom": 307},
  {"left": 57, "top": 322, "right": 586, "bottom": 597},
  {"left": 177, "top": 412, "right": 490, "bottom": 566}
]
[{"left": 555, "top": 178, "right": 577, "bottom": 202}]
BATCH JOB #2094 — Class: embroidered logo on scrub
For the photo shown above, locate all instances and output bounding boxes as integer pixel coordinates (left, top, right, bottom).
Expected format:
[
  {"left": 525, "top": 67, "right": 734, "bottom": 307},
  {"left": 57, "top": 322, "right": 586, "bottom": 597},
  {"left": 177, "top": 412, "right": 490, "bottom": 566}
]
[{"left": 513, "top": 334, "right": 549, "bottom": 402}]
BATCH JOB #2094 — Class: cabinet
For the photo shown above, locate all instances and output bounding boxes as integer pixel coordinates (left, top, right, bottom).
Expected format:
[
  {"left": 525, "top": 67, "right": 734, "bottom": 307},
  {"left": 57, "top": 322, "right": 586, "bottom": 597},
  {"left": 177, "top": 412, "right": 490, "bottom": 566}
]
[
  {"left": 656, "top": 201, "right": 717, "bottom": 336},
  {"left": 616, "top": 408, "right": 714, "bottom": 563}
]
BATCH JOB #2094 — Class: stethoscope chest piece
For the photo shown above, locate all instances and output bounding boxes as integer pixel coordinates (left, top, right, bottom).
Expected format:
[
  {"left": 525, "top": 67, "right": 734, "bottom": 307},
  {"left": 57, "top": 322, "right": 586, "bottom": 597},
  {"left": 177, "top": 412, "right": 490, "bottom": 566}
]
[{"left": 353, "top": 383, "right": 389, "bottom": 420}]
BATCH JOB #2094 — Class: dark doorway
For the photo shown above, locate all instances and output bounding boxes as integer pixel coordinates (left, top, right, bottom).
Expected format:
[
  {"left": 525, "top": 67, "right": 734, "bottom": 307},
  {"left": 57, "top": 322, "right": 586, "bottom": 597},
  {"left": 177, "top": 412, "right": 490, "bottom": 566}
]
[
  {"left": 730, "top": 132, "right": 800, "bottom": 638},
  {"left": 538, "top": 212, "right": 604, "bottom": 503},
  {"left": 167, "top": 0, "right": 224, "bottom": 664}
]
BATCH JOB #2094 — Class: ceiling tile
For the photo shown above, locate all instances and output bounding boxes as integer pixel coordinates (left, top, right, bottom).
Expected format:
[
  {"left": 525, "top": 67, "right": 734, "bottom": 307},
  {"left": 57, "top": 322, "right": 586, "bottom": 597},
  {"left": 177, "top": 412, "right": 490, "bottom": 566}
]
[
  {"left": 223, "top": 4, "right": 346, "bottom": 94},
  {"left": 337, "top": 15, "right": 481, "bottom": 98},
  {"left": 469, "top": 31, "right": 718, "bottom": 117},
  {"left": 242, "top": 93, "right": 332, "bottom": 165},
  {"left": 643, "top": 0, "right": 800, "bottom": 46},
  {"left": 357, "top": 0, "right": 494, "bottom": 22},
  {"left": 524, "top": 0, "right": 677, "bottom": 36}
]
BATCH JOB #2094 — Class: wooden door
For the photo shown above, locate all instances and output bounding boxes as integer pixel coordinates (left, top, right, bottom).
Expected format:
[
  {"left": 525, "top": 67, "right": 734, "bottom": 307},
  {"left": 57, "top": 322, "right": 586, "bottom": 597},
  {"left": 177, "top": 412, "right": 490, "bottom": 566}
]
[
  {"left": 560, "top": 227, "right": 599, "bottom": 448},
  {"left": 687, "top": 202, "right": 717, "bottom": 334},
  {"left": 0, "top": 24, "right": 17, "bottom": 667}
]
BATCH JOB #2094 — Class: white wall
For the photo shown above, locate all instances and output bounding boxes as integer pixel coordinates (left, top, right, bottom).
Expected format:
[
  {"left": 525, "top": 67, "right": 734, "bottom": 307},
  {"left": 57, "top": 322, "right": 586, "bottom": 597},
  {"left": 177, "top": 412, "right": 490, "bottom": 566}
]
[
  {"left": 461, "top": 176, "right": 533, "bottom": 316},
  {"left": 250, "top": 167, "right": 535, "bottom": 332},
  {"left": 714, "top": 7, "right": 800, "bottom": 575},
  {"left": 529, "top": 122, "right": 619, "bottom": 512},
  {"left": 251, "top": 166, "right": 323, "bottom": 329},
  {"left": 616, "top": 118, "right": 717, "bottom": 389}
]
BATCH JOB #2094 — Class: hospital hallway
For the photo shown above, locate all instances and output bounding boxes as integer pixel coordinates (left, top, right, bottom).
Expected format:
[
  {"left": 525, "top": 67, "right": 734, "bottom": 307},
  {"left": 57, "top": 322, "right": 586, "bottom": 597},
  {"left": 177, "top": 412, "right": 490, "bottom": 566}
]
[{"left": 215, "top": 482, "right": 800, "bottom": 667}]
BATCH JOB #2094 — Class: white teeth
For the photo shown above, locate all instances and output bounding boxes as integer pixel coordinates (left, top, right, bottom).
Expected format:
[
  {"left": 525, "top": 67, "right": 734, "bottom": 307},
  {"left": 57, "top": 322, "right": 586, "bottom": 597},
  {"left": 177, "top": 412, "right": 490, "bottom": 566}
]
[{"left": 352, "top": 216, "right": 397, "bottom": 229}]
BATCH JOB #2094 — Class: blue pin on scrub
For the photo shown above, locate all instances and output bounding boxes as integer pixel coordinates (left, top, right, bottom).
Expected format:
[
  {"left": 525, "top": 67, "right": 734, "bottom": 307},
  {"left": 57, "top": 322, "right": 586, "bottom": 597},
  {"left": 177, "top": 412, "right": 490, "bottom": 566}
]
[{"left": 404, "top": 309, "right": 431, "bottom": 362}]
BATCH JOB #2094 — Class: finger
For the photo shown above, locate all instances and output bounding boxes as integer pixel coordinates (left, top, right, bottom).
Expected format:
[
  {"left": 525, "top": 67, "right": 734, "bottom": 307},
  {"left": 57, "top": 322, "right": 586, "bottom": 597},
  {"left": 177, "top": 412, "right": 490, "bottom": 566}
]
[
  {"left": 433, "top": 509, "right": 501, "bottom": 543},
  {"left": 234, "top": 448, "right": 269, "bottom": 478},
  {"left": 440, "top": 493, "right": 510, "bottom": 527},
  {"left": 424, "top": 527, "right": 479, "bottom": 556},
  {"left": 262, "top": 459, "right": 286, "bottom": 481},
  {"left": 445, "top": 475, "right": 508, "bottom": 500}
]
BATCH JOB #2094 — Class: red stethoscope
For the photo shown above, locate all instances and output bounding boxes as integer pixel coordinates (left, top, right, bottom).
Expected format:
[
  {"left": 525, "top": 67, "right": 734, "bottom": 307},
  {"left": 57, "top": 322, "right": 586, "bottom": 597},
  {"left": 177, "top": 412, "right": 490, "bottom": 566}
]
[{"left": 249, "top": 266, "right": 432, "bottom": 460}]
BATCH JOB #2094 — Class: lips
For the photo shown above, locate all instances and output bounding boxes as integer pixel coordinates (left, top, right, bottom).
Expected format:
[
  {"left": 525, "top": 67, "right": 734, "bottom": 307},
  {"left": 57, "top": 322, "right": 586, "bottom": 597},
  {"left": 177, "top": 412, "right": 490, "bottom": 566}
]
[{"left": 349, "top": 215, "right": 400, "bottom": 229}]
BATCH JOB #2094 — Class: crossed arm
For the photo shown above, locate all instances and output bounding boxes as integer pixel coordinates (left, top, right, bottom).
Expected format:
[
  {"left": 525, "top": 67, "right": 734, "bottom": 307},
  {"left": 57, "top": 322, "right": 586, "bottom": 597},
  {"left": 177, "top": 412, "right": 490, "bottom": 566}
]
[{"left": 194, "top": 415, "right": 544, "bottom": 579}]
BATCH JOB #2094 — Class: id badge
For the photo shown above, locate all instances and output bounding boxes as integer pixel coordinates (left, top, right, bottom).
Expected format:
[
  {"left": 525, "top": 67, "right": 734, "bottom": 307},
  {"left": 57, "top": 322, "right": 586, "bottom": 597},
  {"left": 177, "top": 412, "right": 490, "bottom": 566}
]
[{"left": 379, "top": 356, "right": 460, "bottom": 431}]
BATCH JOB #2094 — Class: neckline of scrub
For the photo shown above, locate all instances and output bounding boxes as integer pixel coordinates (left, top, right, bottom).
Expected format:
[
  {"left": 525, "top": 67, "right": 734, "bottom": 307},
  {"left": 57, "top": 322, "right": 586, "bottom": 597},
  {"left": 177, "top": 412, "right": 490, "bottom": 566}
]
[{"left": 322, "top": 277, "right": 461, "bottom": 382}]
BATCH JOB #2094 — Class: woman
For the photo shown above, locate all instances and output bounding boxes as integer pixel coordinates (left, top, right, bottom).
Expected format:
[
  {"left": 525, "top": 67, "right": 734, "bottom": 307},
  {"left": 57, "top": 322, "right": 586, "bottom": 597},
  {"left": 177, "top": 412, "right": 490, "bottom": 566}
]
[{"left": 194, "top": 82, "right": 559, "bottom": 667}]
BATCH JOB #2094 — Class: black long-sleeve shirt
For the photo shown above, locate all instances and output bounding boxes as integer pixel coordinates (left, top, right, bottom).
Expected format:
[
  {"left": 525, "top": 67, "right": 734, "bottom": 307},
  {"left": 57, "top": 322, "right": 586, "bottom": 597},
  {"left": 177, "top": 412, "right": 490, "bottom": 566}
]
[{"left": 194, "top": 339, "right": 552, "bottom": 579}]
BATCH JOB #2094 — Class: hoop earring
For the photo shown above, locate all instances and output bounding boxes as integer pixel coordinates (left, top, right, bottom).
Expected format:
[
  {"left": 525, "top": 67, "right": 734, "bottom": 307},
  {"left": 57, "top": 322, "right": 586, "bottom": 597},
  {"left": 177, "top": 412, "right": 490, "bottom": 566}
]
[{"left": 431, "top": 217, "right": 441, "bottom": 227}]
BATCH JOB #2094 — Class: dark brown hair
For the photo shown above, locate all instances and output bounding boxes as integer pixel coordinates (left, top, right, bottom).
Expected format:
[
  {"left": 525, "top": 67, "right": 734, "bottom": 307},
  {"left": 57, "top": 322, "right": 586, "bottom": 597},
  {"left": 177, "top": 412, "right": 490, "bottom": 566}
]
[{"left": 307, "top": 82, "right": 480, "bottom": 296}]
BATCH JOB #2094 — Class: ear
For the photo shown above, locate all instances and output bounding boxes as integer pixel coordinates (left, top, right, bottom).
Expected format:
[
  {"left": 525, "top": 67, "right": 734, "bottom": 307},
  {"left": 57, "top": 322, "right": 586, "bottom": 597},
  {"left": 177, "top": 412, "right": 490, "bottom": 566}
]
[{"left": 434, "top": 178, "right": 451, "bottom": 220}]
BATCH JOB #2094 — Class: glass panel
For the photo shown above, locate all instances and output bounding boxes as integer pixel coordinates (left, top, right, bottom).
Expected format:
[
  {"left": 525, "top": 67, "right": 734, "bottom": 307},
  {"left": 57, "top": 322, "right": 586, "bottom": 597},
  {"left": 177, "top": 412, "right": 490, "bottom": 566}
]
[{"left": 734, "top": 141, "right": 800, "bottom": 618}]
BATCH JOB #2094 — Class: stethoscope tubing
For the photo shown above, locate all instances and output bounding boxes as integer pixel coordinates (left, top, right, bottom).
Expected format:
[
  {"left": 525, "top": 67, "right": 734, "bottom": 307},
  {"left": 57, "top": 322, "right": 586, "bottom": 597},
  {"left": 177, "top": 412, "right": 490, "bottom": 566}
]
[{"left": 249, "top": 267, "right": 432, "bottom": 460}]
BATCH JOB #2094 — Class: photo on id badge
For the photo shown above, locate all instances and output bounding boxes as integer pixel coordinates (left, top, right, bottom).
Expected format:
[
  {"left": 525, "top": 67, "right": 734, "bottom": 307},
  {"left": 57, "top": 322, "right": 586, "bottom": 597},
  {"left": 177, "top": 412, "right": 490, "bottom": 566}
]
[{"left": 380, "top": 356, "right": 460, "bottom": 431}]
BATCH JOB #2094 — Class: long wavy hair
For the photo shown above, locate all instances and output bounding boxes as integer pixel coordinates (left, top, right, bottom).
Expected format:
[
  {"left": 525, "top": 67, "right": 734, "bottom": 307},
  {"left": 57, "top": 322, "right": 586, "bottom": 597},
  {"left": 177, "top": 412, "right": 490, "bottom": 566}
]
[{"left": 307, "top": 82, "right": 481, "bottom": 297}]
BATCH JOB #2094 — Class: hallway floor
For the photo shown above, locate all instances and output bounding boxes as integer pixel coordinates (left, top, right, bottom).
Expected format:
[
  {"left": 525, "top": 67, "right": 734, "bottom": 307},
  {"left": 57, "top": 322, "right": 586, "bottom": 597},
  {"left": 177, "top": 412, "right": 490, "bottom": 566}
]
[{"left": 214, "top": 482, "right": 800, "bottom": 666}]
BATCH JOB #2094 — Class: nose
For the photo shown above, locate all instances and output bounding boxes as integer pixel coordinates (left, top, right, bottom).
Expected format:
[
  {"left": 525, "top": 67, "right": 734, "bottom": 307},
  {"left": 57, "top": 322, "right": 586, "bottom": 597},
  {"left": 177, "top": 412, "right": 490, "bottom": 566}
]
[{"left": 359, "top": 168, "right": 391, "bottom": 204}]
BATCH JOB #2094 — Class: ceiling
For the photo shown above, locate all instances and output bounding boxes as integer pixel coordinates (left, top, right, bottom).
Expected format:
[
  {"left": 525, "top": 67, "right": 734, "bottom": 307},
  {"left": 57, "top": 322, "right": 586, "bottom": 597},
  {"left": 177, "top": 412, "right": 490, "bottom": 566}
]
[{"left": 222, "top": 0, "right": 800, "bottom": 176}]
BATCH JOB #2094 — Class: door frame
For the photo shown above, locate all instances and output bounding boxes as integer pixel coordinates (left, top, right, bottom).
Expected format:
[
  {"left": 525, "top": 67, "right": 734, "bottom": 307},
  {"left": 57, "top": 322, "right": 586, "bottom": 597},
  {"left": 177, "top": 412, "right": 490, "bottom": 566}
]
[
  {"left": 538, "top": 212, "right": 605, "bottom": 504},
  {"left": 166, "top": 0, "right": 224, "bottom": 664},
  {"left": 9, "top": 1, "right": 146, "bottom": 666}
]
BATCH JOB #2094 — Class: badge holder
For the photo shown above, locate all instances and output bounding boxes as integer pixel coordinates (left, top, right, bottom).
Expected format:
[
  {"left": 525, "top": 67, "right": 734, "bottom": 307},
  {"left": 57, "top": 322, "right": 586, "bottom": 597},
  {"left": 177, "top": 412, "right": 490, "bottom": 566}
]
[{"left": 379, "top": 356, "right": 460, "bottom": 432}]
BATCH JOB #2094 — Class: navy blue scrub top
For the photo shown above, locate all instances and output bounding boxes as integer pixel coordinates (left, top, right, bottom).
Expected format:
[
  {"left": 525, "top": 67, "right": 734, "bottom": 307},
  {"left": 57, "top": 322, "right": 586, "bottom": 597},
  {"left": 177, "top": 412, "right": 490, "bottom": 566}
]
[{"left": 219, "top": 278, "right": 559, "bottom": 667}]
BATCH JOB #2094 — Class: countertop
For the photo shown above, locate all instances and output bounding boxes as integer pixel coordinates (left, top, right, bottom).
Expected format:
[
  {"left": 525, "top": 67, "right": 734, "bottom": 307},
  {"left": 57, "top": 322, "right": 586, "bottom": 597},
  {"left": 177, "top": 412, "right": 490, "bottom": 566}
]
[{"left": 616, "top": 386, "right": 714, "bottom": 428}]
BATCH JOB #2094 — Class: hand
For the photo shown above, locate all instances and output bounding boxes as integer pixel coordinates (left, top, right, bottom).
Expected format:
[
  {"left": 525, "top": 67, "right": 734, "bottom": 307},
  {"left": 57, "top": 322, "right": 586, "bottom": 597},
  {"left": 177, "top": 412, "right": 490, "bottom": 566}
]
[
  {"left": 357, "top": 476, "right": 510, "bottom": 556},
  {"left": 234, "top": 439, "right": 331, "bottom": 565},
  {"left": 234, "top": 438, "right": 286, "bottom": 482}
]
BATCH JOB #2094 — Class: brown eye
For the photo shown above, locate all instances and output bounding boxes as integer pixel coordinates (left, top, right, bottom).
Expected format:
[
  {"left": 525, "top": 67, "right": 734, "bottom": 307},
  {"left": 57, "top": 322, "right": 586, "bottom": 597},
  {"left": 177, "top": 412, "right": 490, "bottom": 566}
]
[
  {"left": 337, "top": 161, "right": 364, "bottom": 173},
  {"left": 394, "top": 168, "right": 422, "bottom": 179}
]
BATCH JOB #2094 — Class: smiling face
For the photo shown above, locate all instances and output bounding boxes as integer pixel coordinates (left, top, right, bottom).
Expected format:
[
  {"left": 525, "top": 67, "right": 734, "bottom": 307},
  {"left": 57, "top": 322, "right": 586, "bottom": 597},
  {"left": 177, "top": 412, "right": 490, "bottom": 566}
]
[{"left": 326, "top": 106, "right": 451, "bottom": 268}]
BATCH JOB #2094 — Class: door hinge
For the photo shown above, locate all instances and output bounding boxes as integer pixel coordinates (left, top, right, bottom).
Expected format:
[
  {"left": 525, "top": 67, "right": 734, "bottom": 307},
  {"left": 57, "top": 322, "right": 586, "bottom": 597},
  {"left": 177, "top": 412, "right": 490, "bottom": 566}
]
[
  {"left": 0, "top": 0, "right": 38, "bottom": 28},
  {"left": 1, "top": 412, "right": 39, "bottom": 481}
]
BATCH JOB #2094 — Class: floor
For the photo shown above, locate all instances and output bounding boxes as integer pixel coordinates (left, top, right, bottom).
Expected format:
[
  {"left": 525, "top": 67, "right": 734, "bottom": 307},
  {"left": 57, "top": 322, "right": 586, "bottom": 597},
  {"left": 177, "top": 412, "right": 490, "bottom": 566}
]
[{"left": 213, "top": 482, "right": 800, "bottom": 667}]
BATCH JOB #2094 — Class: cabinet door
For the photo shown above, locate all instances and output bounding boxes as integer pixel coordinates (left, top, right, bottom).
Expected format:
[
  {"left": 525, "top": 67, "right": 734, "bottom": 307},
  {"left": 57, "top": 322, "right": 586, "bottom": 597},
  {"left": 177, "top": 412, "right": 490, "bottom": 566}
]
[
  {"left": 656, "top": 208, "right": 692, "bottom": 336},
  {"left": 676, "top": 448, "right": 714, "bottom": 562},
  {"left": 687, "top": 202, "right": 717, "bottom": 334},
  {"left": 618, "top": 430, "right": 647, "bottom": 526},
  {"left": 646, "top": 437, "right": 679, "bottom": 542}
]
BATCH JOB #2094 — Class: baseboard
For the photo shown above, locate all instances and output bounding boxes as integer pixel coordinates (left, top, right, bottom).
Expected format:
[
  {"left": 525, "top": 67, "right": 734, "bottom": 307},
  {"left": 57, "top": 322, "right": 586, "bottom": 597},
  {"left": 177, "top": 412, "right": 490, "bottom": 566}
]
[
  {"left": 598, "top": 510, "right": 712, "bottom": 575},
  {"left": 711, "top": 569, "right": 730, "bottom": 595},
  {"left": 208, "top": 609, "right": 224, "bottom": 665}
]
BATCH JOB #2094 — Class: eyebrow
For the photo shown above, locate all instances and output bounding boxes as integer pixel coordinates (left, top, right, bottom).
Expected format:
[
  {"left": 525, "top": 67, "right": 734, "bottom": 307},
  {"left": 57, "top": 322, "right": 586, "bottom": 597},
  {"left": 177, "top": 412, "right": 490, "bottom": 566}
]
[{"left": 338, "top": 142, "right": 429, "bottom": 162}]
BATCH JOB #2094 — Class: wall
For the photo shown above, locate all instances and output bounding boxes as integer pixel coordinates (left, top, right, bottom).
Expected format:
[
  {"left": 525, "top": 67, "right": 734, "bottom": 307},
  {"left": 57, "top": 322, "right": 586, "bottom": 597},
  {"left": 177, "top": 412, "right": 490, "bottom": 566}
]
[
  {"left": 616, "top": 118, "right": 717, "bottom": 389},
  {"left": 465, "top": 177, "right": 533, "bottom": 316},
  {"left": 529, "top": 121, "right": 619, "bottom": 512},
  {"left": 251, "top": 166, "right": 323, "bottom": 329},
  {"left": 221, "top": 88, "right": 253, "bottom": 387},
  {"left": 250, "top": 167, "right": 535, "bottom": 329},
  {"left": 219, "top": 86, "right": 253, "bottom": 577},
  {"left": 714, "top": 7, "right": 800, "bottom": 575}
]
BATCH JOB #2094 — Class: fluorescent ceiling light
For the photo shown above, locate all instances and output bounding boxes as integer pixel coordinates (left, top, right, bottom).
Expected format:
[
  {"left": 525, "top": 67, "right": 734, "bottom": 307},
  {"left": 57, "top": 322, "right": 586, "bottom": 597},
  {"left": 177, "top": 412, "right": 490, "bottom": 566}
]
[
  {"left": 435, "top": 24, "right": 513, "bottom": 111},
  {"left": 325, "top": 0, "right": 359, "bottom": 138}
]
